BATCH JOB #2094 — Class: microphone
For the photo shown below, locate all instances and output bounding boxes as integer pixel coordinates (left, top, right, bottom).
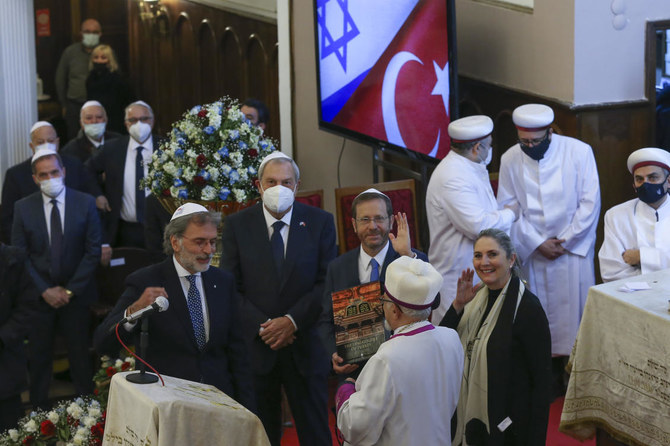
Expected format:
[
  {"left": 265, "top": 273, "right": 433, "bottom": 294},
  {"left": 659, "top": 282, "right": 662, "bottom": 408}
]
[{"left": 119, "top": 296, "right": 169, "bottom": 325}]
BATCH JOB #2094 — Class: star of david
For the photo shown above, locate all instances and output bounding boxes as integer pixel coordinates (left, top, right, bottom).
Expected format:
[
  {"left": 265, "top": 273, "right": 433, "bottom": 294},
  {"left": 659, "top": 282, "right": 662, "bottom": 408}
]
[{"left": 316, "top": 0, "right": 360, "bottom": 72}]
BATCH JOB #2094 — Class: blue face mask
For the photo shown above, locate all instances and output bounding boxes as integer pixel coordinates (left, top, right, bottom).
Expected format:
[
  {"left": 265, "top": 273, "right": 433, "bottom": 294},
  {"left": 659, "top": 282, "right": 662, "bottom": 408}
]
[
  {"left": 635, "top": 179, "right": 669, "bottom": 204},
  {"left": 519, "top": 135, "right": 550, "bottom": 161}
]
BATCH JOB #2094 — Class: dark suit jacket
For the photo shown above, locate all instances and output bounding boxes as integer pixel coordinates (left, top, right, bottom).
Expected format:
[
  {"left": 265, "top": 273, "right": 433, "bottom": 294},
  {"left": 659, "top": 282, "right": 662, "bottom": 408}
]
[
  {"left": 144, "top": 193, "right": 171, "bottom": 256},
  {"left": 0, "top": 245, "right": 38, "bottom": 399},
  {"left": 60, "top": 130, "right": 122, "bottom": 163},
  {"left": 0, "top": 154, "right": 96, "bottom": 244},
  {"left": 86, "top": 135, "right": 158, "bottom": 244},
  {"left": 441, "top": 277, "right": 552, "bottom": 445},
  {"left": 220, "top": 201, "right": 337, "bottom": 376},
  {"left": 320, "top": 244, "right": 427, "bottom": 357},
  {"left": 93, "top": 258, "right": 255, "bottom": 411},
  {"left": 11, "top": 188, "right": 102, "bottom": 305}
]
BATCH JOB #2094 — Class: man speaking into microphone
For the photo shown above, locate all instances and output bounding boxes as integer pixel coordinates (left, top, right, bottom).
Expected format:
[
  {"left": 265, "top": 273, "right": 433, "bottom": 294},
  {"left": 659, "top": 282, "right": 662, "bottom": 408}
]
[{"left": 94, "top": 203, "right": 255, "bottom": 411}]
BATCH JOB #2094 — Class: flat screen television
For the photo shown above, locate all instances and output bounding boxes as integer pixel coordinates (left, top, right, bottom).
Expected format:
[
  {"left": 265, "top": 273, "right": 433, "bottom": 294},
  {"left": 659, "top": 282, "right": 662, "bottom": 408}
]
[{"left": 314, "top": 0, "right": 458, "bottom": 160}]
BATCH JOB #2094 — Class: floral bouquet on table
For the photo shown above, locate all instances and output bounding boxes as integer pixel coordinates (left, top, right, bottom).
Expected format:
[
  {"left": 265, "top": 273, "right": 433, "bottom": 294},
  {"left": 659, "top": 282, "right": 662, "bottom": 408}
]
[
  {"left": 142, "top": 96, "right": 277, "bottom": 208},
  {"left": 0, "top": 397, "right": 105, "bottom": 446},
  {"left": 92, "top": 355, "right": 135, "bottom": 408}
]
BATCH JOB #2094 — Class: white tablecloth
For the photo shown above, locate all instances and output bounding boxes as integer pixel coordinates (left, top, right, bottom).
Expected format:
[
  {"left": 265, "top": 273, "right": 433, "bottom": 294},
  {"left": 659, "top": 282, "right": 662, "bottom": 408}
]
[
  {"left": 560, "top": 268, "right": 670, "bottom": 446},
  {"left": 102, "top": 372, "right": 269, "bottom": 446}
]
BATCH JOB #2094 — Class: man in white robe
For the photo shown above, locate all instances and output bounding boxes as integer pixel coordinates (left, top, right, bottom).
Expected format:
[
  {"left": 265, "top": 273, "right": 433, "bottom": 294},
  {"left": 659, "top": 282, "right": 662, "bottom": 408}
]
[
  {"left": 335, "top": 257, "right": 463, "bottom": 446},
  {"left": 426, "top": 115, "right": 517, "bottom": 324},
  {"left": 497, "top": 104, "right": 600, "bottom": 357},
  {"left": 599, "top": 147, "right": 670, "bottom": 282}
]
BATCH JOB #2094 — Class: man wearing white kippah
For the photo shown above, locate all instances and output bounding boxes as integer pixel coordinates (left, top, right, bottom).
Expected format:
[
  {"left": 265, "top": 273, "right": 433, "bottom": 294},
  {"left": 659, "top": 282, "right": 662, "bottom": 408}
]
[
  {"left": 0, "top": 121, "right": 96, "bottom": 244},
  {"left": 60, "top": 100, "right": 121, "bottom": 163},
  {"left": 599, "top": 147, "right": 670, "bottom": 281},
  {"left": 335, "top": 257, "right": 463, "bottom": 446},
  {"left": 426, "top": 115, "right": 518, "bottom": 324},
  {"left": 497, "top": 104, "right": 600, "bottom": 362},
  {"left": 93, "top": 203, "right": 255, "bottom": 411}
]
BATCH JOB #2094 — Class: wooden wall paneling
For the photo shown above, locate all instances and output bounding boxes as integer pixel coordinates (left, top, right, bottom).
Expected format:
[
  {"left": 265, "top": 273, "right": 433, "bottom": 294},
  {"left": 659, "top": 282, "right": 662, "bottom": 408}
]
[
  {"left": 220, "top": 27, "right": 243, "bottom": 105},
  {"left": 175, "top": 14, "right": 198, "bottom": 114},
  {"left": 81, "top": 0, "right": 130, "bottom": 74},
  {"left": 198, "top": 20, "right": 218, "bottom": 104},
  {"left": 269, "top": 43, "right": 280, "bottom": 140},
  {"left": 245, "top": 34, "right": 268, "bottom": 109},
  {"left": 34, "top": 0, "right": 73, "bottom": 102}
]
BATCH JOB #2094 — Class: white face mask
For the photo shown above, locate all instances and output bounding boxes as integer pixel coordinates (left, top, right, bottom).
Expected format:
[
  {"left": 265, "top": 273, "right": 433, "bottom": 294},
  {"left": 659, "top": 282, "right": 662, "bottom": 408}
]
[
  {"left": 82, "top": 33, "right": 100, "bottom": 48},
  {"left": 40, "top": 177, "right": 65, "bottom": 198},
  {"left": 83, "top": 122, "right": 106, "bottom": 141},
  {"left": 261, "top": 185, "right": 295, "bottom": 214},
  {"left": 35, "top": 142, "right": 58, "bottom": 153},
  {"left": 128, "top": 121, "right": 152, "bottom": 143},
  {"left": 479, "top": 144, "right": 492, "bottom": 166}
]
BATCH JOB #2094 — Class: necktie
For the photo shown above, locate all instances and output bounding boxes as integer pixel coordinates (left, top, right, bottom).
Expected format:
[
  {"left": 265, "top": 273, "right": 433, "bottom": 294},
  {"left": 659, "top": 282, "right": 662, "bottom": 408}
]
[
  {"left": 370, "top": 258, "right": 380, "bottom": 282},
  {"left": 50, "top": 199, "right": 63, "bottom": 284},
  {"left": 136, "top": 146, "right": 145, "bottom": 223},
  {"left": 271, "top": 221, "right": 285, "bottom": 273},
  {"left": 186, "top": 275, "right": 206, "bottom": 350}
]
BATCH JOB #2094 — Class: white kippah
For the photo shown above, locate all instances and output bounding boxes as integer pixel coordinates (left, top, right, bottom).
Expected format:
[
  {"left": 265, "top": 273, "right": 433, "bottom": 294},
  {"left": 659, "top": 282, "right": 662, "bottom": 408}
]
[
  {"left": 128, "top": 100, "right": 152, "bottom": 113},
  {"left": 627, "top": 147, "right": 670, "bottom": 173},
  {"left": 31, "top": 147, "right": 58, "bottom": 164},
  {"left": 355, "top": 188, "right": 389, "bottom": 199},
  {"left": 448, "top": 115, "right": 493, "bottom": 143},
  {"left": 258, "top": 151, "right": 299, "bottom": 179},
  {"left": 383, "top": 257, "right": 443, "bottom": 310},
  {"left": 170, "top": 202, "right": 209, "bottom": 221},
  {"left": 81, "top": 100, "right": 103, "bottom": 110},
  {"left": 512, "top": 104, "right": 554, "bottom": 130},
  {"left": 30, "top": 121, "right": 53, "bottom": 135}
]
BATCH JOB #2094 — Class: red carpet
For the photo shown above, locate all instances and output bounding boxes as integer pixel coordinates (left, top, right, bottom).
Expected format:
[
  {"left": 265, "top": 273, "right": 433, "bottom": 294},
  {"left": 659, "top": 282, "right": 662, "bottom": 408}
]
[{"left": 280, "top": 396, "right": 595, "bottom": 446}]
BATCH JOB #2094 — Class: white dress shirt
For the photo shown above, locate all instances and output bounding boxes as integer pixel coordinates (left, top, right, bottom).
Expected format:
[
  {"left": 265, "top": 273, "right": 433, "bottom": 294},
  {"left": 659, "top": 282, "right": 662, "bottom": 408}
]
[
  {"left": 357, "top": 241, "right": 390, "bottom": 283},
  {"left": 120, "top": 135, "right": 152, "bottom": 222}
]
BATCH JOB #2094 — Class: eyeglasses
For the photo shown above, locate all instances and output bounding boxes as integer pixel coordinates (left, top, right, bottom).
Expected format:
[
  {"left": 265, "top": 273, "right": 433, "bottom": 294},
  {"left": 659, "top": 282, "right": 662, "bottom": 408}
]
[
  {"left": 355, "top": 216, "right": 389, "bottom": 225},
  {"left": 181, "top": 236, "right": 217, "bottom": 249},
  {"left": 125, "top": 116, "right": 153, "bottom": 124},
  {"left": 518, "top": 132, "right": 548, "bottom": 147},
  {"left": 379, "top": 297, "right": 393, "bottom": 305}
]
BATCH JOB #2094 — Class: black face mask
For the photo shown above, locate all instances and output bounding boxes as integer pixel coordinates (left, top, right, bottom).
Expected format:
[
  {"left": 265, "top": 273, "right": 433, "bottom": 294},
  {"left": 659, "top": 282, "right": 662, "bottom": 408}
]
[
  {"left": 519, "top": 134, "right": 551, "bottom": 161},
  {"left": 635, "top": 179, "right": 669, "bottom": 204},
  {"left": 92, "top": 62, "right": 109, "bottom": 73}
]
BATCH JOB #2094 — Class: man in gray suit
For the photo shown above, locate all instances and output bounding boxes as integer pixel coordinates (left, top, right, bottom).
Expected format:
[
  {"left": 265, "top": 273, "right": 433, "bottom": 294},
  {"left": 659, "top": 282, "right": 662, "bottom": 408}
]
[{"left": 12, "top": 148, "right": 101, "bottom": 409}]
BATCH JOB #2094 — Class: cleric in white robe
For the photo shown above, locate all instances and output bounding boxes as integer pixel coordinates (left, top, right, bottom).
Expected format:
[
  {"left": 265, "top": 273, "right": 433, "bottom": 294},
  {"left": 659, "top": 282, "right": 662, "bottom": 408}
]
[
  {"left": 599, "top": 147, "right": 670, "bottom": 282},
  {"left": 497, "top": 104, "right": 601, "bottom": 356},
  {"left": 335, "top": 257, "right": 463, "bottom": 446},
  {"left": 426, "top": 115, "right": 517, "bottom": 324}
]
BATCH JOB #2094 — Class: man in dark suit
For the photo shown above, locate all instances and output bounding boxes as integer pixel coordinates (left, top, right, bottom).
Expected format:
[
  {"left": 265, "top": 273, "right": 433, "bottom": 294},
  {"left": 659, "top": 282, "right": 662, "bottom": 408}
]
[
  {"left": 321, "top": 188, "right": 428, "bottom": 375},
  {"left": 86, "top": 100, "right": 157, "bottom": 249},
  {"left": 93, "top": 203, "right": 255, "bottom": 410},
  {"left": 220, "top": 152, "right": 337, "bottom": 446},
  {"left": 0, "top": 244, "right": 37, "bottom": 431},
  {"left": 60, "top": 100, "right": 121, "bottom": 163},
  {"left": 12, "top": 149, "right": 101, "bottom": 409},
  {"left": 0, "top": 121, "right": 97, "bottom": 244}
]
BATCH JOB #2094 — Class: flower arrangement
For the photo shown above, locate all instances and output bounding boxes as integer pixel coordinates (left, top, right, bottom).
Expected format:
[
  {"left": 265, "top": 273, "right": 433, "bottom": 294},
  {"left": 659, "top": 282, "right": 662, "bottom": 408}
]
[
  {"left": 0, "top": 356, "right": 134, "bottom": 446},
  {"left": 0, "top": 397, "right": 105, "bottom": 446},
  {"left": 142, "top": 96, "right": 278, "bottom": 203}
]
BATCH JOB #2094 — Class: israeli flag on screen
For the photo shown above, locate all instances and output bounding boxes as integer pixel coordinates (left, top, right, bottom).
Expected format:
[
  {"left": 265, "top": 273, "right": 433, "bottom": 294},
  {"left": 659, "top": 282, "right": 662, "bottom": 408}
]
[{"left": 317, "top": 0, "right": 419, "bottom": 121}]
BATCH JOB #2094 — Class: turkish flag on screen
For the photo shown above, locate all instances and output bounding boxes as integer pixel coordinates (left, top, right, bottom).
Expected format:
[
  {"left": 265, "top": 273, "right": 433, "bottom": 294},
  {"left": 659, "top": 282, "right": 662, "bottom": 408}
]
[{"left": 332, "top": 0, "right": 451, "bottom": 159}]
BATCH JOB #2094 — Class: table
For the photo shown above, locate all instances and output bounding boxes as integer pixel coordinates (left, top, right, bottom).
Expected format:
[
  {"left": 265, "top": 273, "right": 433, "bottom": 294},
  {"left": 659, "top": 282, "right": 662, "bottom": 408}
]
[
  {"left": 102, "top": 372, "right": 270, "bottom": 446},
  {"left": 559, "top": 269, "right": 670, "bottom": 446}
]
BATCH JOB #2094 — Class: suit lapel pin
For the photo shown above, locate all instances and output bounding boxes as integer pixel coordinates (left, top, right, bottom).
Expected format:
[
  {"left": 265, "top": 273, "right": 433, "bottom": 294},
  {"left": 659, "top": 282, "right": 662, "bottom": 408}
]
[
  {"left": 299, "top": 221, "right": 306, "bottom": 227},
  {"left": 213, "top": 284, "right": 217, "bottom": 289}
]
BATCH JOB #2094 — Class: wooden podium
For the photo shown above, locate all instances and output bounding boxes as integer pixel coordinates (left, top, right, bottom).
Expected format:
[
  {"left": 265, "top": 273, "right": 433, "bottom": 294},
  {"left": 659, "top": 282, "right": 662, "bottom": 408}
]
[{"left": 102, "top": 372, "right": 269, "bottom": 446}]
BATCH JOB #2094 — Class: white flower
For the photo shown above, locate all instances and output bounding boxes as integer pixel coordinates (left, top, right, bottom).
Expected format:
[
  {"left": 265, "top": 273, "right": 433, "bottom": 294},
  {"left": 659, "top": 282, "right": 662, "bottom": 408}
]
[
  {"left": 24, "top": 419, "right": 37, "bottom": 433},
  {"left": 239, "top": 169, "right": 248, "bottom": 181},
  {"left": 233, "top": 188, "right": 247, "bottom": 202},
  {"left": 84, "top": 416, "right": 97, "bottom": 428},
  {"left": 163, "top": 162, "right": 177, "bottom": 176},
  {"left": 76, "top": 427, "right": 87, "bottom": 436},
  {"left": 125, "top": 356, "right": 135, "bottom": 367},
  {"left": 67, "top": 402, "right": 83, "bottom": 419},
  {"left": 206, "top": 166, "right": 220, "bottom": 181},
  {"left": 8, "top": 429, "right": 18, "bottom": 441},
  {"left": 201, "top": 186, "right": 217, "bottom": 201},
  {"left": 88, "top": 407, "right": 101, "bottom": 418},
  {"left": 183, "top": 167, "right": 196, "bottom": 181},
  {"left": 186, "top": 149, "right": 197, "bottom": 159},
  {"left": 229, "top": 152, "right": 243, "bottom": 168},
  {"left": 115, "top": 359, "right": 123, "bottom": 368},
  {"left": 47, "top": 410, "right": 59, "bottom": 423}
]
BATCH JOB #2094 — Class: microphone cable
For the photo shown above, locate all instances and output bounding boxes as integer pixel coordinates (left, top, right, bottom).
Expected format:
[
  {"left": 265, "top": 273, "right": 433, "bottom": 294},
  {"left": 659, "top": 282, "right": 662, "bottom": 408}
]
[{"left": 114, "top": 323, "right": 165, "bottom": 386}]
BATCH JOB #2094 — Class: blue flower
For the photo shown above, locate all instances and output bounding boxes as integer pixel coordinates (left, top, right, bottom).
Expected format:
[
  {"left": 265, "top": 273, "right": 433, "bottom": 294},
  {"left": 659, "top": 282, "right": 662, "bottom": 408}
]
[
  {"left": 199, "top": 169, "right": 211, "bottom": 181},
  {"left": 178, "top": 189, "right": 188, "bottom": 199},
  {"left": 238, "top": 141, "right": 248, "bottom": 150},
  {"left": 204, "top": 126, "right": 215, "bottom": 135},
  {"left": 173, "top": 179, "right": 184, "bottom": 187},
  {"left": 175, "top": 149, "right": 185, "bottom": 158},
  {"left": 190, "top": 105, "right": 201, "bottom": 115},
  {"left": 259, "top": 140, "right": 269, "bottom": 149},
  {"left": 177, "top": 137, "right": 186, "bottom": 147},
  {"left": 152, "top": 180, "right": 160, "bottom": 189},
  {"left": 176, "top": 168, "right": 183, "bottom": 177},
  {"left": 218, "top": 146, "right": 229, "bottom": 157},
  {"left": 155, "top": 171, "right": 163, "bottom": 178},
  {"left": 229, "top": 130, "right": 239, "bottom": 140},
  {"left": 247, "top": 166, "right": 257, "bottom": 175},
  {"left": 156, "top": 149, "right": 163, "bottom": 157},
  {"left": 229, "top": 169, "right": 240, "bottom": 184},
  {"left": 219, "top": 188, "right": 231, "bottom": 200}
]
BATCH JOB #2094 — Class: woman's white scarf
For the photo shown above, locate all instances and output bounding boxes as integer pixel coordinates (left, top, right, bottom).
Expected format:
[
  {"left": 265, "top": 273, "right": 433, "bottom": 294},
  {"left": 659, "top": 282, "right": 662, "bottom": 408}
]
[{"left": 452, "top": 276, "right": 524, "bottom": 446}]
